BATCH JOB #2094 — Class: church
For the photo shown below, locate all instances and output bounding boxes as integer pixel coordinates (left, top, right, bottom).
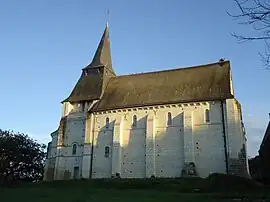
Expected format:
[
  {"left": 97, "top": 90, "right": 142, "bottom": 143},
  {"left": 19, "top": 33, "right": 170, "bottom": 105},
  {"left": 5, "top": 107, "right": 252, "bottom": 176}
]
[{"left": 44, "top": 24, "right": 249, "bottom": 180}]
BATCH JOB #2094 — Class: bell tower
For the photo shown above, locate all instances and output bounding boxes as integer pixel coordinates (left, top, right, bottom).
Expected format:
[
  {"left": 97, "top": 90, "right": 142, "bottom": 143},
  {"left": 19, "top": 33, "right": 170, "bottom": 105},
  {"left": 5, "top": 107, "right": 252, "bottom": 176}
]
[{"left": 61, "top": 24, "right": 116, "bottom": 115}]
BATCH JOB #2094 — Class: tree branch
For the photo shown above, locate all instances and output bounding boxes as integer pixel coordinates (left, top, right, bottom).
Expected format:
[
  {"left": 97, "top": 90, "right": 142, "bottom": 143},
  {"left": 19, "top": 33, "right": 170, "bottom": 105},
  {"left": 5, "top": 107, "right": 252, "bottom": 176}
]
[{"left": 229, "top": 0, "right": 270, "bottom": 68}]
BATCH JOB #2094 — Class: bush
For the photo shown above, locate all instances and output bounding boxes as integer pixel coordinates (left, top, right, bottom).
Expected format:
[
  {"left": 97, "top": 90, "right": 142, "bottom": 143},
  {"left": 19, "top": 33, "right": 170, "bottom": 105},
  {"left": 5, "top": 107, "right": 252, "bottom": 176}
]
[
  {"left": 204, "top": 173, "right": 263, "bottom": 192},
  {"left": 0, "top": 129, "right": 46, "bottom": 186}
]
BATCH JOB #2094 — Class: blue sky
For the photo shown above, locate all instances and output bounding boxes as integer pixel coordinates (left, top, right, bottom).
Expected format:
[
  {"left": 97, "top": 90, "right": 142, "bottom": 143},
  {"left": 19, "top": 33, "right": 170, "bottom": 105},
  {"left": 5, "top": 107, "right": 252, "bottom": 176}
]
[{"left": 0, "top": 0, "right": 269, "bottom": 157}]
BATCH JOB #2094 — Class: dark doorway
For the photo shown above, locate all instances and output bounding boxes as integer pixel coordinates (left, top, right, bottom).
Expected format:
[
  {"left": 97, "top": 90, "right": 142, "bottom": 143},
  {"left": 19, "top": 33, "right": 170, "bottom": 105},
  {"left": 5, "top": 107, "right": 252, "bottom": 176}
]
[{"left": 73, "top": 166, "right": 79, "bottom": 179}]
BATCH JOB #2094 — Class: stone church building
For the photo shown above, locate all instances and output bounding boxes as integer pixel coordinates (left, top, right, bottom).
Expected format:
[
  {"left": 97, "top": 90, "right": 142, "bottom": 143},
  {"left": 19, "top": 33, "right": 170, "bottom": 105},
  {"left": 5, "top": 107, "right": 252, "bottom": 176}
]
[{"left": 44, "top": 24, "right": 249, "bottom": 180}]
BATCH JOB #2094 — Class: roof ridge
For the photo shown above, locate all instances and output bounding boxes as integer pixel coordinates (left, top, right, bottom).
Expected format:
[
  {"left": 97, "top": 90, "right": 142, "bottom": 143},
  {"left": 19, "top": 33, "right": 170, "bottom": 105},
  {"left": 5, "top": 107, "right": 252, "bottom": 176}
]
[
  {"left": 115, "top": 60, "right": 230, "bottom": 78},
  {"left": 92, "top": 59, "right": 233, "bottom": 111}
]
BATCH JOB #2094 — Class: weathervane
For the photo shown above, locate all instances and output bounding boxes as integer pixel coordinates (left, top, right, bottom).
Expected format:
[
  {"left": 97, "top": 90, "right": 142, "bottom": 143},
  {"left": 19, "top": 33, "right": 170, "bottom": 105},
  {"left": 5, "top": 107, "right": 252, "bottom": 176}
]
[{"left": 106, "top": 9, "right": 110, "bottom": 25}]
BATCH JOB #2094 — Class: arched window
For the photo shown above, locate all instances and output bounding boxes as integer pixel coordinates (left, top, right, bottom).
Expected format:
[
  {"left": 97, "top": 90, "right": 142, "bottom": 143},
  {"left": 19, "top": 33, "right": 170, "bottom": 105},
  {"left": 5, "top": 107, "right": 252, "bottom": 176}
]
[
  {"left": 72, "top": 144, "right": 77, "bottom": 155},
  {"left": 82, "top": 102, "right": 85, "bottom": 112},
  {"left": 132, "top": 115, "right": 137, "bottom": 128},
  {"left": 105, "top": 146, "right": 110, "bottom": 158},
  {"left": 106, "top": 117, "right": 109, "bottom": 128},
  {"left": 167, "top": 112, "right": 172, "bottom": 125},
  {"left": 205, "top": 109, "right": 210, "bottom": 123}
]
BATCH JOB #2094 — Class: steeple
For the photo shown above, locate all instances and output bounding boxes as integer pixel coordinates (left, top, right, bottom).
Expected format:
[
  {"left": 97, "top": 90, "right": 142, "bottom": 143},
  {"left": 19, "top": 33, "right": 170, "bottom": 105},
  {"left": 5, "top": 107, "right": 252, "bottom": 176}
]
[
  {"left": 62, "top": 24, "right": 116, "bottom": 103},
  {"left": 84, "top": 23, "right": 115, "bottom": 74}
]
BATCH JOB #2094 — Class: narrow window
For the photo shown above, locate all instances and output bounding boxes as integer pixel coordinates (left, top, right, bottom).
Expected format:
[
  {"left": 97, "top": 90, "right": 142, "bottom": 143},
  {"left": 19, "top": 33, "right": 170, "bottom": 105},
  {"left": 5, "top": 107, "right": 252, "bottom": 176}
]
[
  {"left": 72, "top": 144, "right": 77, "bottom": 155},
  {"left": 205, "top": 109, "right": 210, "bottom": 123},
  {"left": 106, "top": 117, "right": 109, "bottom": 128},
  {"left": 132, "top": 115, "right": 137, "bottom": 128},
  {"left": 167, "top": 112, "right": 172, "bottom": 125},
  {"left": 82, "top": 102, "right": 85, "bottom": 112},
  {"left": 62, "top": 131, "right": 65, "bottom": 142},
  {"left": 105, "top": 146, "right": 110, "bottom": 158}
]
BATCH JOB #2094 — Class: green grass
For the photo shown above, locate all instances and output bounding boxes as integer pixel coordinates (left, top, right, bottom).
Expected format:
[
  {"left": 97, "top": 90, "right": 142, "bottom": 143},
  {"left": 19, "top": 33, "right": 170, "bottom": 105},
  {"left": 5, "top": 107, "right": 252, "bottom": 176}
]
[
  {"left": 0, "top": 188, "right": 220, "bottom": 202},
  {"left": 1, "top": 174, "right": 270, "bottom": 202}
]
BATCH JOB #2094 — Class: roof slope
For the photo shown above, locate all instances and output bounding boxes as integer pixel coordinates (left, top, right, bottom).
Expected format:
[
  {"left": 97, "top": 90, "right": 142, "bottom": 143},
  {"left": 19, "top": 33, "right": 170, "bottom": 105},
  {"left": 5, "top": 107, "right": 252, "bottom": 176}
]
[
  {"left": 63, "top": 73, "right": 103, "bottom": 103},
  {"left": 84, "top": 24, "right": 115, "bottom": 74},
  {"left": 62, "top": 24, "right": 115, "bottom": 103},
  {"left": 92, "top": 60, "right": 234, "bottom": 111}
]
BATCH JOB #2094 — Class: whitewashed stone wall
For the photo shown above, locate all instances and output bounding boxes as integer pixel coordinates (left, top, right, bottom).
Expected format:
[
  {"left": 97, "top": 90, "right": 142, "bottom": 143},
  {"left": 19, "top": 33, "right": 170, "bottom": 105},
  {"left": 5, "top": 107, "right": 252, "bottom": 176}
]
[
  {"left": 192, "top": 101, "right": 227, "bottom": 177},
  {"left": 91, "top": 114, "right": 114, "bottom": 178},
  {"left": 83, "top": 100, "right": 229, "bottom": 179},
  {"left": 50, "top": 131, "right": 58, "bottom": 158},
  {"left": 43, "top": 131, "right": 58, "bottom": 180},
  {"left": 225, "top": 98, "right": 248, "bottom": 177},
  {"left": 154, "top": 108, "right": 184, "bottom": 178},
  {"left": 46, "top": 99, "right": 248, "bottom": 180},
  {"left": 53, "top": 108, "right": 86, "bottom": 180}
]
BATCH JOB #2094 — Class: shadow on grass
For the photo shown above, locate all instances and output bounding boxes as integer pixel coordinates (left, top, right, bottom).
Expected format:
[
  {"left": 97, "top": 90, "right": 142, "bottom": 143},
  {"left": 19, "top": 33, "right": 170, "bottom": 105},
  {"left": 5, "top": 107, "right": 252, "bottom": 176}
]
[{"left": 1, "top": 174, "right": 270, "bottom": 202}]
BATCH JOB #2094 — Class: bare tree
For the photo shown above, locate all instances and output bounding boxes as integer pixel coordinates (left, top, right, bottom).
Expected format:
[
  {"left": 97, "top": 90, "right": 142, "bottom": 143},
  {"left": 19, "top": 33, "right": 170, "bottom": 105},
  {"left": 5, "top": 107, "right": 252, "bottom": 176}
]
[{"left": 228, "top": 0, "right": 270, "bottom": 68}]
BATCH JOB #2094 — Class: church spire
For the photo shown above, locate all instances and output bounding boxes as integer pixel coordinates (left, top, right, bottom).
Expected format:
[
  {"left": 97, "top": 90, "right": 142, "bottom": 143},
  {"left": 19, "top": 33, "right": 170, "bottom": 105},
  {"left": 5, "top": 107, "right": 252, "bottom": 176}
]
[
  {"left": 62, "top": 23, "right": 116, "bottom": 103},
  {"left": 85, "top": 23, "right": 114, "bottom": 74}
]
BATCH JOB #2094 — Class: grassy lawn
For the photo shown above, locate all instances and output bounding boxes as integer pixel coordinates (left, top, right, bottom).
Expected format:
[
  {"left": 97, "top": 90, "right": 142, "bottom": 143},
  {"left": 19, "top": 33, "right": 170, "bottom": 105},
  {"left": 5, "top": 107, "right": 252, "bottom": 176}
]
[
  {"left": 1, "top": 175, "right": 270, "bottom": 202},
  {"left": 1, "top": 188, "right": 259, "bottom": 202}
]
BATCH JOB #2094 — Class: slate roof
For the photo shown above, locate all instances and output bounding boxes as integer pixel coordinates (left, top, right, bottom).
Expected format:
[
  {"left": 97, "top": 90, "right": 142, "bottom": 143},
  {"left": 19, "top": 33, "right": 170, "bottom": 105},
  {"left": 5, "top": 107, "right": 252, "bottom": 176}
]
[
  {"left": 83, "top": 23, "right": 115, "bottom": 75},
  {"left": 62, "top": 24, "right": 234, "bottom": 109},
  {"left": 92, "top": 60, "right": 234, "bottom": 111},
  {"left": 62, "top": 73, "right": 103, "bottom": 103},
  {"left": 62, "top": 24, "right": 115, "bottom": 103}
]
